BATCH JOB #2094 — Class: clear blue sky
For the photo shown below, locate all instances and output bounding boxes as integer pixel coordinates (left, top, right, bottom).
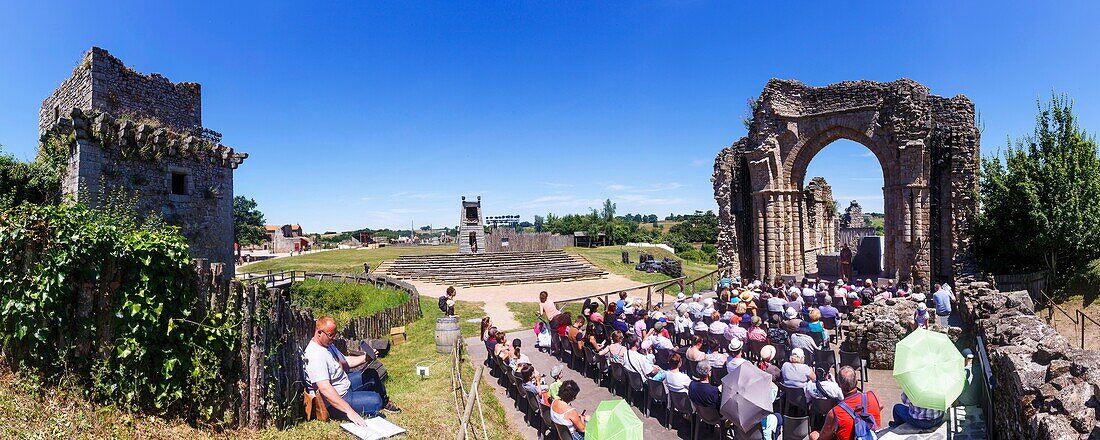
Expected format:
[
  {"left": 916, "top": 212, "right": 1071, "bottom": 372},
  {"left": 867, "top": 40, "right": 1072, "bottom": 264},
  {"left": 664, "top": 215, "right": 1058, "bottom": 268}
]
[{"left": 2, "top": 2, "right": 1098, "bottom": 231}]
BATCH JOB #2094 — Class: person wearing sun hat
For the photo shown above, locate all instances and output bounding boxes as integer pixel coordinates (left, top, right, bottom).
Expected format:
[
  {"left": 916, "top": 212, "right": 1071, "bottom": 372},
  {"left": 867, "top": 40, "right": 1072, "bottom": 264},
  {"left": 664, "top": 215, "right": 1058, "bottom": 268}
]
[{"left": 725, "top": 337, "right": 747, "bottom": 369}]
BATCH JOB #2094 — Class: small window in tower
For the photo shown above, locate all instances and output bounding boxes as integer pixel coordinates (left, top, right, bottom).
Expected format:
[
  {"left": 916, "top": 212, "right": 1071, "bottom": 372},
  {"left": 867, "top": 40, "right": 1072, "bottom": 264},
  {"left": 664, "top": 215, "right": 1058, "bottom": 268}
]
[{"left": 171, "top": 172, "right": 187, "bottom": 195}]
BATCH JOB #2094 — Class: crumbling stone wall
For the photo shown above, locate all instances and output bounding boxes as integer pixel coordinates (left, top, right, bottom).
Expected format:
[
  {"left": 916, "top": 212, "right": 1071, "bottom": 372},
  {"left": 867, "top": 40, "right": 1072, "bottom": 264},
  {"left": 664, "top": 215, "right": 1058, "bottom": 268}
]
[
  {"left": 40, "top": 47, "right": 201, "bottom": 135},
  {"left": 712, "top": 79, "right": 979, "bottom": 287},
  {"left": 846, "top": 298, "right": 959, "bottom": 369},
  {"left": 957, "top": 279, "right": 1100, "bottom": 439},
  {"left": 40, "top": 48, "right": 245, "bottom": 273},
  {"left": 841, "top": 200, "right": 865, "bottom": 228},
  {"left": 801, "top": 177, "right": 837, "bottom": 274}
]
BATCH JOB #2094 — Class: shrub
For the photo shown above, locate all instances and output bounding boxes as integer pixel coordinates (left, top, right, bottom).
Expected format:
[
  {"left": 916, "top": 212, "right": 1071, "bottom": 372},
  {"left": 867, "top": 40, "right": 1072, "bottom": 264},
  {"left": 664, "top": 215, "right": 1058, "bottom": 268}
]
[
  {"left": 290, "top": 279, "right": 409, "bottom": 324},
  {"left": 0, "top": 202, "right": 237, "bottom": 423}
]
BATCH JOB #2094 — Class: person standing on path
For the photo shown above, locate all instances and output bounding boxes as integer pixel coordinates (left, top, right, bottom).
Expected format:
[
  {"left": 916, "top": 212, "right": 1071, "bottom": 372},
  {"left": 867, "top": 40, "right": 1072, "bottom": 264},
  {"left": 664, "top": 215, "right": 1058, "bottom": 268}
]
[
  {"left": 538, "top": 290, "right": 561, "bottom": 321},
  {"left": 932, "top": 284, "right": 956, "bottom": 327}
]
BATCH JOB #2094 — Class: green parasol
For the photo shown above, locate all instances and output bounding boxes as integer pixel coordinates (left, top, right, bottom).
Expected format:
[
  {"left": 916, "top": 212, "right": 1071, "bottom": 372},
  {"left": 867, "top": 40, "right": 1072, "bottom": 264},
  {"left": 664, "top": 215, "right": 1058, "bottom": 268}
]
[
  {"left": 584, "top": 399, "right": 643, "bottom": 440},
  {"left": 892, "top": 328, "right": 965, "bottom": 411}
]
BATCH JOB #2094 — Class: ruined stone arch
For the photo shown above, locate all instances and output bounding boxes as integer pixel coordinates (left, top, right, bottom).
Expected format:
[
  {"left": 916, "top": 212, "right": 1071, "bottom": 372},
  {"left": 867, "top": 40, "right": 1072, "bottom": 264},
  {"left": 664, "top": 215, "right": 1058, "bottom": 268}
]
[{"left": 712, "top": 78, "right": 980, "bottom": 288}]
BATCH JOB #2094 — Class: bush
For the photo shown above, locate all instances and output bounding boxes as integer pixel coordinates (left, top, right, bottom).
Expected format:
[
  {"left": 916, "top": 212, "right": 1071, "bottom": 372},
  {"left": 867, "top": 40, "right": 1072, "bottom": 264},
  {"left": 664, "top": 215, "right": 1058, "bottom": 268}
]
[
  {"left": 290, "top": 279, "right": 409, "bottom": 324},
  {"left": 0, "top": 202, "right": 237, "bottom": 422}
]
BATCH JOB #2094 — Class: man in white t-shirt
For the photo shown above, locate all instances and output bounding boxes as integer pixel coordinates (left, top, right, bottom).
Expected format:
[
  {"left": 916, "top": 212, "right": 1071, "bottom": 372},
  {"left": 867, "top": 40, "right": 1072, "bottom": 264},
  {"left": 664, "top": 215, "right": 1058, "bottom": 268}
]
[{"left": 303, "top": 316, "right": 402, "bottom": 426}]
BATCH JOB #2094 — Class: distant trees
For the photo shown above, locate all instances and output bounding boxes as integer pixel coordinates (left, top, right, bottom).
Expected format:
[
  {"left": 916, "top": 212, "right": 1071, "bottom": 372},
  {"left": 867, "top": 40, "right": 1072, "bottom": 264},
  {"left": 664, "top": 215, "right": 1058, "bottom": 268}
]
[
  {"left": 975, "top": 95, "right": 1100, "bottom": 295},
  {"left": 233, "top": 196, "right": 267, "bottom": 255},
  {"left": 540, "top": 202, "right": 718, "bottom": 264}
]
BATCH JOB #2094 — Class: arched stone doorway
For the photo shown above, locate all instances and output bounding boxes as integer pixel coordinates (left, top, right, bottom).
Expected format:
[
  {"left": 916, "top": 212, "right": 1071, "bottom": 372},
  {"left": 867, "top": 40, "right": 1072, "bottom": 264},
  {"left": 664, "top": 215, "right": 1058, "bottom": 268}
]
[{"left": 712, "top": 79, "right": 980, "bottom": 288}]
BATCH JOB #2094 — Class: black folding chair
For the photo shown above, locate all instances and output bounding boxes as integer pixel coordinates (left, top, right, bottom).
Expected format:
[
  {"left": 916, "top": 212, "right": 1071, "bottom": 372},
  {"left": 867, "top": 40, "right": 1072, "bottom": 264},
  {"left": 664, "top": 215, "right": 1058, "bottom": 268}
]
[
  {"left": 783, "top": 414, "right": 810, "bottom": 440},
  {"left": 539, "top": 401, "right": 557, "bottom": 440},
  {"left": 625, "top": 370, "right": 647, "bottom": 406},
  {"left": 780, "top": 383, "right": 809, "bottom": 417},
  {"left": 711, "top": 364, "right": 729, "bottom": 384},
  {"left": 838, "top": 350, "right": 866, "bottom": 388},
  {"left": 553, "top": 421, "right": 575, "bottom": 440},
  {"left": 809, "top": 331, "right": 825, "bottom": 349},
  {"left": 816, "top": 350, "right": 838, "bottom": 378},
  {"left": 582, "top": 345, "right": 602, "bottom": 381},
  {"left": 746, "top": 339, "right": 767, "bottom": 363},
  {"left": 822, "top": 316, "right": 839, "bottom": 344},
  {"left": 645, "top": 378, "right": 668, "bottom": 418},
  {"left": 692, "top": 402, "right": 729, "bottom": 440},
  {"left": 609, "top": 362, "right": 627, "bottom": 397},
  {"left": 667, "top": 390, "right": 695, "bottom": 432}
]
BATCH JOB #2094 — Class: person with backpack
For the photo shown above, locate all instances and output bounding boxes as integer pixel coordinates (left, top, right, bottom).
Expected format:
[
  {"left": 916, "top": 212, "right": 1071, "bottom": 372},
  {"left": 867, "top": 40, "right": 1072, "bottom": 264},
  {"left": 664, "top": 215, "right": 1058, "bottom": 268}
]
[
  {"left": 810, "top": 366, "right": 882, "bottom": 440},
  {"left": 438, "top": 286, "right": 456, "bottom": 316}
]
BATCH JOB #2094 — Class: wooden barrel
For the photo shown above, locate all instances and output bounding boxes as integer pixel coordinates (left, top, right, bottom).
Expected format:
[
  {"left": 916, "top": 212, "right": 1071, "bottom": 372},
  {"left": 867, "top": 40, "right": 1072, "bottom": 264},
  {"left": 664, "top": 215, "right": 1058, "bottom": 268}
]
[{"left": 435, "top": 316, "right": 461, "bottom": 353}]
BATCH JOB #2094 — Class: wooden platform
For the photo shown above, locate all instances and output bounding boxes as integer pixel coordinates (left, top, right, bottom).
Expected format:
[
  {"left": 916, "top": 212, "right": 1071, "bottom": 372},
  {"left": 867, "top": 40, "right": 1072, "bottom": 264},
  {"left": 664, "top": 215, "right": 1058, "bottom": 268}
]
[{"left": 377, "top": 250, "right": 608, "bottom": 287}]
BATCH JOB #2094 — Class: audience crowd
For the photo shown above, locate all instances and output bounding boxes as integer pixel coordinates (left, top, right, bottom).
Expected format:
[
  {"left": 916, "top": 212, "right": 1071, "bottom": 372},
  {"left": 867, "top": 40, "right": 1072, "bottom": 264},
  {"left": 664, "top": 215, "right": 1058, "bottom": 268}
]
[{"left": 483, "top": 277, "right": 959, "bottom": 439}]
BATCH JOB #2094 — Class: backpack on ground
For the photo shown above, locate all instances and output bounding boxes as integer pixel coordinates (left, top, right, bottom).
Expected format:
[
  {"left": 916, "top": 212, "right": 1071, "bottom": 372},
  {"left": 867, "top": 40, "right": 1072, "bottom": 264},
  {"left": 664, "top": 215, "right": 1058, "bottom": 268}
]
[{"left": 836, "top": 392, "right": 878, "bottom": 440}]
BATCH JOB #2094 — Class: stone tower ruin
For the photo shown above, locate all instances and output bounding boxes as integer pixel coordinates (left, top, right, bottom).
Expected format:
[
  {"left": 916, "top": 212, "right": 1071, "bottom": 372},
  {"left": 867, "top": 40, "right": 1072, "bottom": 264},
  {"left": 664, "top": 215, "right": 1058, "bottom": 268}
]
[
  {"left": 39, "top": 47, "right": 247, "bottom": 273},
  {"left": 458, "top": 196, "right": 486, "bottom": 254}
]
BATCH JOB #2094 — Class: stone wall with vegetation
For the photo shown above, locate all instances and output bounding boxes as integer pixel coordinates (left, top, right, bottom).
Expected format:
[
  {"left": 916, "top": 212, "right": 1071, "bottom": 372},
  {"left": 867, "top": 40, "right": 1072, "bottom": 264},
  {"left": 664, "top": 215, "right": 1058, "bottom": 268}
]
[
  {"left": 40, "top": 46, "right": 201, "bottom": 135},
  {"left": 957, "top": 279, "right": 1100, "bottom": 439}
]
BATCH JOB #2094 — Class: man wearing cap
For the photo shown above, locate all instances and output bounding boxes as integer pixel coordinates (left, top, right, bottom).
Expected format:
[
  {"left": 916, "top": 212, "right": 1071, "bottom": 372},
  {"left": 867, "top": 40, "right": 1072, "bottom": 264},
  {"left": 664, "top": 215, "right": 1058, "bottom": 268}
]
[
  {"left": 781, "top": 347, "right": 816, "bottom": 388},
  {"left": 687, "top": 293, "right": 705, "bottom": 321},
  {"left": 781, "top": 307, "right": 804, "bottom": 334},
  {"left": 642, "top": 323, "right": 675, "bottom": 351},
  {"left": 790, "top": 321, "right": 818, "bottom": 361},
  {"left": 546, "top": 364, "right": 566, "bottom": 401},
  {"left": 725, "top": 338, "right": 748, "bottom": 369}
]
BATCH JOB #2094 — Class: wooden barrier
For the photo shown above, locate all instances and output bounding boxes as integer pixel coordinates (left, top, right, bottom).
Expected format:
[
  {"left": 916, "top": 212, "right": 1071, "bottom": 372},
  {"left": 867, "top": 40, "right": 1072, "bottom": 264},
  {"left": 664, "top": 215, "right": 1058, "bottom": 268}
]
[{"left": 227, "top": 271, "right": 423, "bottom": 429}]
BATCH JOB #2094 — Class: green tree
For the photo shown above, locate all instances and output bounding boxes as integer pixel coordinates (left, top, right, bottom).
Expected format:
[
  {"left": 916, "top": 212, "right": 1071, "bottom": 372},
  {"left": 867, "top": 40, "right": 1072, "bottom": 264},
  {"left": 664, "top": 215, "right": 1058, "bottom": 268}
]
[
  {"left": 533, "top": 215, "right": 544, "bottom": 232},
  {"left": 233, "top": 196, "right": 267, "bottom": 257},
  {"left": 975, "top": 95, "right": 1100, "bottom": 295}
]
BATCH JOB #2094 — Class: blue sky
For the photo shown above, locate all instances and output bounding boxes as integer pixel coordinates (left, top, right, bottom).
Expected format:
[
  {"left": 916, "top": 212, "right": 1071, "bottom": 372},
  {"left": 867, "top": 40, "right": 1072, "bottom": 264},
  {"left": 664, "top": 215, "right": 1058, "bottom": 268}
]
[{"left": 2, "top": 2, "right": 1098, "bottom": 231}]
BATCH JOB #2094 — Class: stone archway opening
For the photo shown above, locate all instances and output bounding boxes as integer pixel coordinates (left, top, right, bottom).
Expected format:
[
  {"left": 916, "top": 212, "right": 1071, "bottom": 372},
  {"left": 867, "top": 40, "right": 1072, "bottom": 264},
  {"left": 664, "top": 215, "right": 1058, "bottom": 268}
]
[
  {"left": 798, "top": 138, "right": 889, "bottom": 281},
  {"left": 712, "top": 79, "right": 980, "bottom": 289}
]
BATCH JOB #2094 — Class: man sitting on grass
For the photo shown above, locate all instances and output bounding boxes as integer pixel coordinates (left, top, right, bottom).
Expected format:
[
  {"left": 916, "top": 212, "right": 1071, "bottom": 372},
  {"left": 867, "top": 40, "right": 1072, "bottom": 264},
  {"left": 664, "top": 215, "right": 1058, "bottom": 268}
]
[{"left": 304, "top": 316, "right": 402, "bottom": 427}]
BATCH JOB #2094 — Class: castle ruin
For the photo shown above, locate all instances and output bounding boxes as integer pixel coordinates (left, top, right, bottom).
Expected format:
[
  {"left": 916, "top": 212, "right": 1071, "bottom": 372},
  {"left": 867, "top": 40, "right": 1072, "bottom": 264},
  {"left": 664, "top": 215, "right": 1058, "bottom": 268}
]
[{"left": 39, "top": 47, "right": 247, "bottom": 273}]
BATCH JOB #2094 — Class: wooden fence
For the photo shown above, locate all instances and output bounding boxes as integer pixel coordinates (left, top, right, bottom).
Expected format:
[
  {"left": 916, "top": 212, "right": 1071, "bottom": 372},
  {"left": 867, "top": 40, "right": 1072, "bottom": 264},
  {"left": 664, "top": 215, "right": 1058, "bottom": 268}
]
[
  {"left": 993, "top": 270, "right": 1049, "bottom": 302},
  {"left": 213, "top": 269, "right": 423, "bottom": 429},
  {"left": 484, "top": 228, "right": 572, "bottom": 253}
]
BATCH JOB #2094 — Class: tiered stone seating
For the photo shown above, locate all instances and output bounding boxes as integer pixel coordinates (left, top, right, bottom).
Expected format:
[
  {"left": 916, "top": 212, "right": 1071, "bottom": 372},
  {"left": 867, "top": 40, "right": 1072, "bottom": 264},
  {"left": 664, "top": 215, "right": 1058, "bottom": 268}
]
[{"left": 382, "top": 250, "right": 607, "bottom": 286}]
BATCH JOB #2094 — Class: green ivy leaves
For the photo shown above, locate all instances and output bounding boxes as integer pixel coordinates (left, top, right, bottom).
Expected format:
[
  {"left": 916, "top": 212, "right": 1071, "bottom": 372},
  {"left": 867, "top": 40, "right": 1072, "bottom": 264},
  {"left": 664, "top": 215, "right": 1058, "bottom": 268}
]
[{"left": 0, "top": 202, "right": 238, "bottom": 424}]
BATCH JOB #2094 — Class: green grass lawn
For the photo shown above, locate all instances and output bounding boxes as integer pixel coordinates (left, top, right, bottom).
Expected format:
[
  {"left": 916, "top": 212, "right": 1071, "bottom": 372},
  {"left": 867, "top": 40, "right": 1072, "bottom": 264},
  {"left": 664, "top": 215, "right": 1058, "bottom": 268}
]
[
  {"left": 290, "top": 279, "right": 410, "bottom": 325},
  {"left": 265, "top": 300, "right": 520, "bottom": 440},
  {"left": 566, "top": 246, "right": 716, "bottom": 287},
  {"left": 241, "top": 245, "right": 458, "bottom": 274}
]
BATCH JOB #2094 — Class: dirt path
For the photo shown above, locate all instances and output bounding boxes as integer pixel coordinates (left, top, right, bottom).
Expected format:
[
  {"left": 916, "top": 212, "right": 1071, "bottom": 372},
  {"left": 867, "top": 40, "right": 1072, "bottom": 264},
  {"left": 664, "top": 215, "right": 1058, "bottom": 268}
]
[{"left": 409, "top": 273, "right": 641, "bottom": 331}]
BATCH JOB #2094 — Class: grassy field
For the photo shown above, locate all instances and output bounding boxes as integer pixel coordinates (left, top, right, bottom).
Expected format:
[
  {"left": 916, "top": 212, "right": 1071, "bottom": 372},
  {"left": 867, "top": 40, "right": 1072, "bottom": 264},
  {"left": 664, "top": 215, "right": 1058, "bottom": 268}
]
[
  {"left": 0, "top": 368, "right": 222, "bottom": 439},
  {"left": 290, "top": 279, "right": 410, "bottom": 325},
  {"left": 241, "top": 245, "right": 458, "bottom": 274},
  {"left": 637, "top": 220, "right": 682, "bottom": 231},
  {"left": 565, "top": 246, "right": 715, "bottom": 285}
]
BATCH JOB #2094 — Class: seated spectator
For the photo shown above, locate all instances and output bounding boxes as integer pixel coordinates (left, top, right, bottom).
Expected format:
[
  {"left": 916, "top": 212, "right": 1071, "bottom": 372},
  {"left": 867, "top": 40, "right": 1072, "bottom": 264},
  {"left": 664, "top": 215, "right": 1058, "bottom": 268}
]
[
  {"left": 709, "top": 311, "right": 729, "bottom": 336},
  {"left": 673, "top": 292, "right": 690, "bottom": 315},
  {"left": 611, "top": 312, "right": 630, "bottom": 333},
  {"left": 552, "top": 312, "right": 572, "bottom": 336},
  {"left": 508, "top": 338, "right": 530, "bottom": 369},
  {"left": 601, "top": 330, "right": 627, "bottom": 364},
  {"left": 685, "top": 335, "right": 707, "bottom": 363},
  {"left": 746, "top": 316, "right": 768, "bottom": 342},
  {"left": 725, "top": 338, "right": 747, "bottom": 369},
  {"left": 913, "top": 303, "right": 930, "bottom": 330},
  {"left": 725, "top": 314, "right": 749, "bottom": 342},
  {"left": 803, "top": 368, "right": 844, "bottom": 402},
  {"left": 767, "top": 321, "right": 790, "bottom": 346},
  {"left": 819, "top": 297, "right": 840, "bottom": 320},
  {"left": 515, "top": 362, "right": 547, "bottom": 396},
  {"left": 662, "top": 353, "right": 692, "bottom": 394},
  {"left": 806, "top": 308, "right": 827, "bottom": 343},
  {"left": 614, "top": 291, "right": 629, "bottom": 315},
  {"left": 673, "top": 311, "right": 693, "bottom": 337},
  {"left": 567, "top": 316, "right": 586, "bottom": 351},
  {"left": 583, "top": 323, "right": 605, "bottom": 351},
  {"left": 484, "top": 325, "right": 499, "bottom": 354},
  {"left": 692, "top": 319, "right": 709, "bottom": 336},
  {"left": 910, "top": 288, "right": 926, "bottom": 303},
  {"left": 740, "top": 290, "right": 758, "bottom": 316},
  {"left": 767, "top": 292, "right": 788, "bottom": 321},
  {"left": 832, "top": 281, "right": 848, "bottom": 306},
  {"left": 810, "top": 366, "right": 882, "bottom": 440},
  {"left": 782, "top": 307, "right": 803, "bottom": 333},
  {"left": 688, "top": 363, "right": 721, "bottom": 409},
  {"left": 546, "top": 364, "right": 566, "bottom": 402},
  {"left": 633, "top": 308, "right": 649, "bottom": 339},
  {"left": 790, "top": 321, "right": 818, "bottom": 357},
  {"left": 781, "top": 348, "right": 816, "bottom": 388},
  {"left": 642, "top": 323, "right": 675, "bottom": 352},
  {"left": 891, "top": 392, "right": 945, "bottom": 430},
  {"left": 623, "top": 336, "right": 660, "bottom": 376},
  {"left": 761, "top": 382, "right": 782, "bottom": 440},
  {"left": 688, "top": 294, "right": 706, "bottom": 321},
  {"left": 304, "top": 316, "right": 401, "bottom": 427},
  {"left": 550, "top": 380, "right": 590, "bottom": 440},
  {"left": 758, "top": 344, "right": 781, "bottom": 383},
  {"left": 733, "top": 302, "right": 750, "bottom": 327},
  {"left": 493, "top": 331, "right": 514, "bottom": 362}
]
